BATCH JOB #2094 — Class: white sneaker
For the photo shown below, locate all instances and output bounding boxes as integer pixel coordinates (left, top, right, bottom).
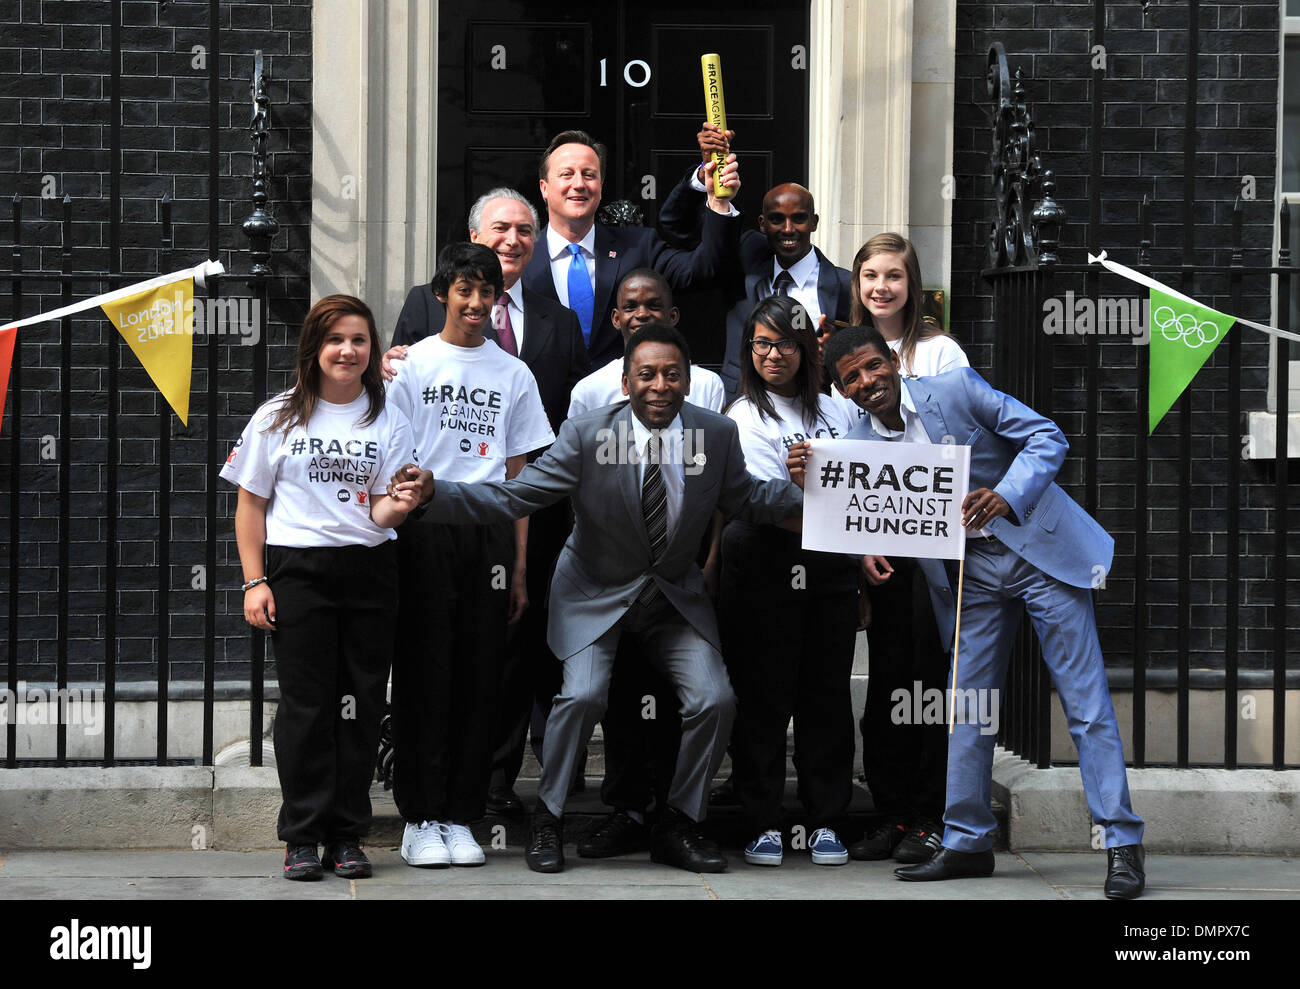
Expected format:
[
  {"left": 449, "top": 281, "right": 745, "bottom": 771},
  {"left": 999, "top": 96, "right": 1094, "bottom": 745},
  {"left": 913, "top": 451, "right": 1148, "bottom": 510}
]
[
  {"left": 401, "top": 820, "right": 450, "bottom": 867},
  {"left": 441, "top": 822, "right": 486, "bottom": 866}
]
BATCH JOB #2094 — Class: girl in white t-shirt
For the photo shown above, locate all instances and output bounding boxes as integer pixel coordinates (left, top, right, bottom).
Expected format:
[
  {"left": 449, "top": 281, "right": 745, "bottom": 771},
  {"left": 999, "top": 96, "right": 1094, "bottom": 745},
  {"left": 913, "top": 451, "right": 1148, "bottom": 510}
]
[
  {"left": 720, "top": 294, "right": 859, "bottom": 869},
  {"left": 837, "top": 233, "right": 959, "bottom": 863},
  {"left": 221, "top": 294, "right": 420, "bottom": 882}
]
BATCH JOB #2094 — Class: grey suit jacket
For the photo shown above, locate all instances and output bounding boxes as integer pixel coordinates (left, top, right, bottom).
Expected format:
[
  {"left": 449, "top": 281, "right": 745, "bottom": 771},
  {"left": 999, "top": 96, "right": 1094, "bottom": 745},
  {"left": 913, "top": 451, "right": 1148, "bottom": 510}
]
[{"left": 427, "top": 402, "right": 803, "bottom": 659}]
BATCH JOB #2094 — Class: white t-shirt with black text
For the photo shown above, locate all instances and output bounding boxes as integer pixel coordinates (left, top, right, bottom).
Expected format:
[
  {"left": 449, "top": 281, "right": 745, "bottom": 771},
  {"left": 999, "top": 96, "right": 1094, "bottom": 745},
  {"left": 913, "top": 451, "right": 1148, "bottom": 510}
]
[
  {"left": 220, "top": 392, "right": 417, "bottom": 548},
  {"left": 386, "top": 335, "right": 555, "bottom": 482},
  {"left": 727, "top": 391, "right": 855, "bottom": 482},
  {"left": 568, "top": 358, "right": 726, "bottom": 418}
]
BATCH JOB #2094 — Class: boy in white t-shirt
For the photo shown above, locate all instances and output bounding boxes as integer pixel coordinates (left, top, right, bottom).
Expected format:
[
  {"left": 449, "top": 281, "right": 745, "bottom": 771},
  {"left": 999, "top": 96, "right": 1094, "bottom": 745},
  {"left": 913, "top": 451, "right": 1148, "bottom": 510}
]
[{"left": 386, "top": 243, "right": 555, "bottom": 868}]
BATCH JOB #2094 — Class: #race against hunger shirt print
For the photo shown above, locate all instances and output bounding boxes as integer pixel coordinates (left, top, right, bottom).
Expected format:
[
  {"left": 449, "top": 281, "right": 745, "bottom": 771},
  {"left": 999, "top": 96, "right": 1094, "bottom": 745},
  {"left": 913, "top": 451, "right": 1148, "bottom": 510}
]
[{"left": 220, "top": 392, "right": 417, "bottom": 547}]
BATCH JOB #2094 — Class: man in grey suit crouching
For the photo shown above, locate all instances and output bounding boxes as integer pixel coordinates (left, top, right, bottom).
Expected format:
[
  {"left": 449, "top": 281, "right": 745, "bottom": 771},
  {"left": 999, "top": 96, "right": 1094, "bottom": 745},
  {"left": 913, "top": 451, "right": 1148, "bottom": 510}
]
[{"left": 388, "top": 322, "right": 803, "bottom": 873}]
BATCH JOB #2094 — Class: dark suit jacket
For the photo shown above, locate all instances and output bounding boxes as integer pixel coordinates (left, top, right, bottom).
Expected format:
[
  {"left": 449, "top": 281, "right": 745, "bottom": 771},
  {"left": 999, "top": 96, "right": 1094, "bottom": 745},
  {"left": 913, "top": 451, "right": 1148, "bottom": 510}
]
[
  {"left": 522, "top": 190, "right": 739, "bottom": 369},
  {"left": 658, "top": 175, "right": 852, "bottom": 399},
  {"left": 390, "top": 283, "right": 591, "bottom": 432}
]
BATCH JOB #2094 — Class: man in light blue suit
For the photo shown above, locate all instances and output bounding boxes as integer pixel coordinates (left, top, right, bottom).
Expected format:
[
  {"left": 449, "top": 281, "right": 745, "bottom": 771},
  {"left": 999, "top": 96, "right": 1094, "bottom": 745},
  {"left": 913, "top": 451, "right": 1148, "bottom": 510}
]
[{"left": 794, "top": 325, "right": 1145, "bottom": 899}]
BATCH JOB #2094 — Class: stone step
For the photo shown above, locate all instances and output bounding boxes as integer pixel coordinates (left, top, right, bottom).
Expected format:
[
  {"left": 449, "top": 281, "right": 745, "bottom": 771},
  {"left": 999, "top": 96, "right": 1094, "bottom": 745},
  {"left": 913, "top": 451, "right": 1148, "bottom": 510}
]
[{"left": 366, "top": 779, "right": 1008, "bottom": 852}]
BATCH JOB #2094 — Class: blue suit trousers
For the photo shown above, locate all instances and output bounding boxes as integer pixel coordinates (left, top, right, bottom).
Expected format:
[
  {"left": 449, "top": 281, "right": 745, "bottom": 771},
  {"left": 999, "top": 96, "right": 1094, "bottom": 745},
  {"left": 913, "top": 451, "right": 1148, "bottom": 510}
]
[{"left": 942, "top": 538, "right": 1144, "bottom": 852}]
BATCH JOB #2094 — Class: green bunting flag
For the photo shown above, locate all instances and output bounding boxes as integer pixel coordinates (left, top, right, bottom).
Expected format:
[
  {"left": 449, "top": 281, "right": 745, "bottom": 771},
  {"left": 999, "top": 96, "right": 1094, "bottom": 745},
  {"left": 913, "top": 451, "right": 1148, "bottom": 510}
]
[{"left": 1148, "top": 287, "right": 1234, "bottom": 434}]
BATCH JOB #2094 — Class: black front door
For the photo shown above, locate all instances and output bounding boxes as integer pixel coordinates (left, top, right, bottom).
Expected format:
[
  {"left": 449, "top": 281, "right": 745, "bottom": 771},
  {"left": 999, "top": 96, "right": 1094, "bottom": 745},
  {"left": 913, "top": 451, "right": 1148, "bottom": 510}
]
[{"left": 437, "top": 0, "right": 811, "bottom": 364}]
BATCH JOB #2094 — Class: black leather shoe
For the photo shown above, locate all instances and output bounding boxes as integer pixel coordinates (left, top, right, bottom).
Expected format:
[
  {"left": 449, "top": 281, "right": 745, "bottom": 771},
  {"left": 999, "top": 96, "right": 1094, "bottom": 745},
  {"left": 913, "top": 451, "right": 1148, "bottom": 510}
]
[
  {"left": 1105, "top": 844, "right": 1145, "bottom": 900},
  {"left": 893, "top": 819, "right": 944, "bottom": 864},
  {"left": 708, "top": 776, "right": 739, "bottom": 807},
  {"left": 577, "top": 810, "right": 649, "bottom": 859},
  {"left": 486, "top": 786, "right": 525, "bottom": 817},
  {"left": 894, "top": 846, "right": 994, "bottom": 882},
  {"left": 650, "top": 807, "right": 727, "bottom": 873},
  {"left": 849, "top": 820, "right": 907, "bottom": 861},
  {"left": 526, "top": 809, "right": 565, "bottom": 873}
]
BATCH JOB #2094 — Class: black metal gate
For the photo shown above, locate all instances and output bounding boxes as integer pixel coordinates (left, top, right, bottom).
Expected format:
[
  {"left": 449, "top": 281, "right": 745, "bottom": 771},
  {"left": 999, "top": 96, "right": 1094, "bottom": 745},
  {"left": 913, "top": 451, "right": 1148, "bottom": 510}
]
[
  {"left": 981, "top": 8, "right": 1295, "bottom": 770},
  {"left": 1, "top": 4, "right": 282, "bottom": 768}
]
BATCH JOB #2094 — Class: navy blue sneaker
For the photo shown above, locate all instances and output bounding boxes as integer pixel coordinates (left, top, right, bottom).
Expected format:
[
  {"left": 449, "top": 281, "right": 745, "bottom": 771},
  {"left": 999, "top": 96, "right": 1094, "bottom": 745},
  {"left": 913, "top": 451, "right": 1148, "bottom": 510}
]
[
  {"left": 744, "top": 829, "right": 783, "bottom": 866},
  {"left": 809, "top": 828, "right": 849, "bottom": 865}
]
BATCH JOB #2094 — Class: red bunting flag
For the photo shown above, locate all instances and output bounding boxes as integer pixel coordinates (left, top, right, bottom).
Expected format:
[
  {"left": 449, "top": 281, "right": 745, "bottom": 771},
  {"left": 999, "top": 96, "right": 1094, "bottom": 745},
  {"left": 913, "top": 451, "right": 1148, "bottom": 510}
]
[{"left": 0, "top": 325, "right": 15, "bottom": 434}]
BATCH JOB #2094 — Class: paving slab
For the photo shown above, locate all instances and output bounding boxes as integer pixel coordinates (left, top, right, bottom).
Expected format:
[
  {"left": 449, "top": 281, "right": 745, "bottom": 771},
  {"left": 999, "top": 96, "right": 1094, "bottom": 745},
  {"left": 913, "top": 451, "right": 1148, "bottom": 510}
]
[
  {"left": 2, "top": 847, "right": 1297, "bottom": 901},
  {"left": 1054, "top": 885, "right": 1300, "bottom": 901},
  {"left": 0, "top": 849, "right": 273, "bottom": 878},
  {"left": 703, "top": 852, "right": 1062, "bottom": 901},
  {"left": 354, "top": 882, "right": 712, "bottom": 901},
  {"left": 1019, "top": 852, "right": 1300, "bottom": 893},
  {"left": 355, "top": 848, "right": 704, "bottom": 887},
  {"left": 0, "top": 876, "right": 354, "bottom": 900}
]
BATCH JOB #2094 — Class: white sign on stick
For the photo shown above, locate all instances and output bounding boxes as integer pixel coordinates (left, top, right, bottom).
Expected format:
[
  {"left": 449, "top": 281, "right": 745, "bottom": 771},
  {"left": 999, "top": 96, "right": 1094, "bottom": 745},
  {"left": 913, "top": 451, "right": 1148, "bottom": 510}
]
[{"left": 801, "top": 439, "right": 971, "bottom": 560}]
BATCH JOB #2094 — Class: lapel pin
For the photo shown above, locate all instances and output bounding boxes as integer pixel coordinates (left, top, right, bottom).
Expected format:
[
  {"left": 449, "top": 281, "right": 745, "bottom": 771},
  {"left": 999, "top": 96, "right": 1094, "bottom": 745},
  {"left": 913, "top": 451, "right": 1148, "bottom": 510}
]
[
  {"left": 608, "top": 251, "right": 617, "bottom": 259},
  {"left": 693, "top": 453, "right": 707, "bottom": 467}
]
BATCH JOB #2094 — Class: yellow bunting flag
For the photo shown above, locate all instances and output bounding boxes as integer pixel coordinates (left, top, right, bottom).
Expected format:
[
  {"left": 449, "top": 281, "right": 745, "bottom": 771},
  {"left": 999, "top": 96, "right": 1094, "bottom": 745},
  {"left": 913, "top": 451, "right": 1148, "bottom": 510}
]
[{"left": 99, "top": 278, "right": 196, "bottom": 425}]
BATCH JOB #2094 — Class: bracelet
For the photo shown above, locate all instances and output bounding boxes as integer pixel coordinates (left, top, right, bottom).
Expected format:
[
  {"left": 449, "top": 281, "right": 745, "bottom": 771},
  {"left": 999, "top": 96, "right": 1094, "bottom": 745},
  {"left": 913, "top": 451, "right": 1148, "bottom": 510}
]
[{"left": 242, "top": 576, "right": 269, "bottom": 592}]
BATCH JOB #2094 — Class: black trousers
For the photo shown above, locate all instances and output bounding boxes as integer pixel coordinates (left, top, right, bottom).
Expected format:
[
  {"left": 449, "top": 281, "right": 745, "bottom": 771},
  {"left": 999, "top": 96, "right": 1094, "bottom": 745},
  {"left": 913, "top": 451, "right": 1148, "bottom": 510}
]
[
  {"left": 862, "top": 555, "right": 949, "bottom": 822},
  {"left": 490, "top": 499, "right": 569, "bottom": 790},
  {"left": 266, "top": 541, "right": 397, "bottom": 845},
  {"left": 392, "top": 519, "right": 513, "bottom": 823},
  {"left": 719, "top": 522, "right": 858, "bottom": 837}
]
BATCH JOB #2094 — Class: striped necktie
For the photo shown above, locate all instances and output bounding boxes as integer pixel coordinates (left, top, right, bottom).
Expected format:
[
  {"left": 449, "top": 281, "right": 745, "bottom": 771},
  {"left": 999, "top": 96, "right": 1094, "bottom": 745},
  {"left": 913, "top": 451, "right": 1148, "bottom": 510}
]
[{"left": 637, "top": 436, "right": 668, "bottom": 605}]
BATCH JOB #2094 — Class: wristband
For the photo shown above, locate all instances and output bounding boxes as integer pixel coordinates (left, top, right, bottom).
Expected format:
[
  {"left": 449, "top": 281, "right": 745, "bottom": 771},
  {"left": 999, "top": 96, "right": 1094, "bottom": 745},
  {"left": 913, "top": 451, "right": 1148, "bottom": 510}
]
[{"left": 242, "top": 576, "right": 269, "bottom": 592}]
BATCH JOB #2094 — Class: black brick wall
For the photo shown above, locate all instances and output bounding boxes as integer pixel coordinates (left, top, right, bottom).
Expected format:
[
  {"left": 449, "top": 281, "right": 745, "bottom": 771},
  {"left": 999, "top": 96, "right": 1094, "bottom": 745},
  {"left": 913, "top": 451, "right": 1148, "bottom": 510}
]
[
  {"left": 0, "top": 0, "right": 312, "bottom": 685},
  {"left": 953, "top": 0, "right": 1298, "bottom": 675}
]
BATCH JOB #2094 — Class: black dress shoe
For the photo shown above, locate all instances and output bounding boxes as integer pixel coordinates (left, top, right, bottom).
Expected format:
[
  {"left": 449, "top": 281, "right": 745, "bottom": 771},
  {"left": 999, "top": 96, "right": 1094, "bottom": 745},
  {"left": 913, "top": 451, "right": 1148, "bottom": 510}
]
[
  {"left": 526, "top": 809, "right": 565, "bottom": 873},
  {"left": 1105, "top": 844, "right": 1145, "bottom": 900},
  {"left": 486, "top": 786, "right": 525, "bottom": 817},
  {"left": 577, "top": 810, "right": 649, "bottom": 859},
  {"left": 708, "top": 776, "right": 739, "bottom": 807},
  {"left": 894, "top": 846, "right": 994, "bottom": 882},
  {"left": 849, "top": 820, "right": 907, "bottom": 861},
  {"left": 650, "top": 807, "right": 727, "bottom": 873}
]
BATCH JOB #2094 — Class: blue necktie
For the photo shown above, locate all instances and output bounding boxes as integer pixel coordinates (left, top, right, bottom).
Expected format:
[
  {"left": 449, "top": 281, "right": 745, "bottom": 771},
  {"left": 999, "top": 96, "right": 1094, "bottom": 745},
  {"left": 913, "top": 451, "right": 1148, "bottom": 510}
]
[{"left": 566, "top": 243, "right": 594, "bottom": 344}]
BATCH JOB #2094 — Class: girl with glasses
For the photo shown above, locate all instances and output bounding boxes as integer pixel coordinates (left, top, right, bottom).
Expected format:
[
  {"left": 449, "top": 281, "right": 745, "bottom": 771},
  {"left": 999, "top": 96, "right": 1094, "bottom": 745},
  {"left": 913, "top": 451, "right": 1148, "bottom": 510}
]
[{"left": 720, "top": 294, "right": 859, "bottom": 868}]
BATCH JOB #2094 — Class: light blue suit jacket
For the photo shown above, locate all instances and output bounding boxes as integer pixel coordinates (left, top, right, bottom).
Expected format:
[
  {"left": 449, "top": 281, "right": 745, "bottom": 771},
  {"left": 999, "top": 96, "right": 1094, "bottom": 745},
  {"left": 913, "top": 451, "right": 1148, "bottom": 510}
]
[{"left": 846, "top": 368, "right": 1113, "bottom": 651}]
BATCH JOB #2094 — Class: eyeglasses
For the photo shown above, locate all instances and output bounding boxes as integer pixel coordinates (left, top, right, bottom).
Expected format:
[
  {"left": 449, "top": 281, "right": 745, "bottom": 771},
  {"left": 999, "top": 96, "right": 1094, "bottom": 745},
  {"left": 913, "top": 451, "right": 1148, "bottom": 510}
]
[{"left": 747, "top": 338, "right": 800, "bottom": 356}]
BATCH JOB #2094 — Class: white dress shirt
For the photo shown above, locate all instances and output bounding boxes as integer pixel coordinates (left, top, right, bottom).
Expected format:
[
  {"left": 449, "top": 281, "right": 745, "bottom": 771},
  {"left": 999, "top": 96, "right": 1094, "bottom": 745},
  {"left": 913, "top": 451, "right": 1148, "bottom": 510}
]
[
  {"left": 771, "top": 248, "right": 824, "bottom": 327},
  {"left": 546, "top": 226, "right": 597, "bottom": 308},
  {"left": 629, "top": 411, "right": 685, "bottom": 543},
  {"left": 687, "top": 168, "right": 741, "bottom": 217}
]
